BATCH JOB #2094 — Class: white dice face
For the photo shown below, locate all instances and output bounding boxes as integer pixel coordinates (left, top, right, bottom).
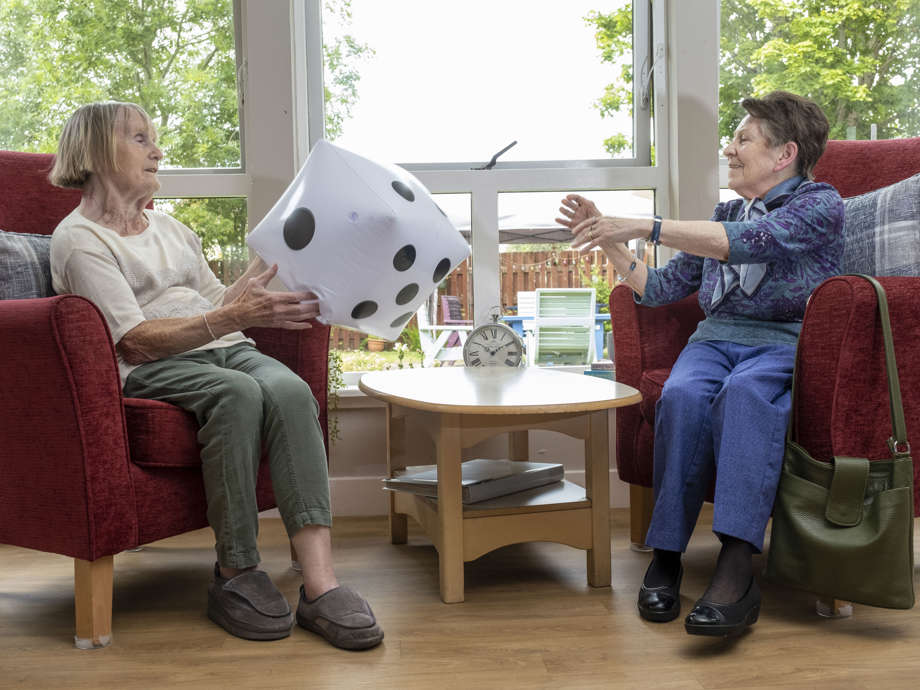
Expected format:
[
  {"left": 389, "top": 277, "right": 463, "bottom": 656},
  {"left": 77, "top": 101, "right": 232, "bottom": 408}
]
[{"left": 246, "top": 140, "right": 470, "bottom": 341}]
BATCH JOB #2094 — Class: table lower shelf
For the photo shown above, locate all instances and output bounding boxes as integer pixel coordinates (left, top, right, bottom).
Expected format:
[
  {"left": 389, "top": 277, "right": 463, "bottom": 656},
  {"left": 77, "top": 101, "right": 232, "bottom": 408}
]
[{"left": 393, "top": 480, "right": 594, "bottom": 561}]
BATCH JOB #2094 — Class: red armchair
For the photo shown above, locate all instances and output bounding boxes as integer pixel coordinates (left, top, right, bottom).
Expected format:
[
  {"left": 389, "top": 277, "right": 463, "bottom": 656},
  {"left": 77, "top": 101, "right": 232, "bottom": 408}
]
[
  {"left": 0, "top": 151, "right": 330, "bottom": 647},
  {"left": 612, "top": 138, "right": 920, "bottom": 547}
]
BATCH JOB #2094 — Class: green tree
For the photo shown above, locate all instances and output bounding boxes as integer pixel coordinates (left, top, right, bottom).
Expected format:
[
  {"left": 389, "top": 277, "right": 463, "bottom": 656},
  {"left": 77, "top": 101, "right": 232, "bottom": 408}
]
[
  {"left": 0, "top": 0, "right": 371, "bottom": 277},
  {"left": 584, "top": 4, "right": 633, "bottom": 156},
  {"left": 586, "top": 0, "right": 920, "bottom": 150},
  {"left": 723, "top": 0, "right": 920, "bottom": 142}
]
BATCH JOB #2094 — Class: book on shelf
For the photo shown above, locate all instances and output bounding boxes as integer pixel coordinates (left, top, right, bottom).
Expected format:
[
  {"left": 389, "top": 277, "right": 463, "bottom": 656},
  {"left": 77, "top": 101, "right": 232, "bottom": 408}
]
[{"left": 382, "top": 458, "right": 564, "bottom": 504}]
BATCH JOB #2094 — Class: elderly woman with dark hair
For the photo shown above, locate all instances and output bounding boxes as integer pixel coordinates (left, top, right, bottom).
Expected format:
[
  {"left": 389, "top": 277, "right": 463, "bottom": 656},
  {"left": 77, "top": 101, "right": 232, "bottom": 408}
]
[
  {"left": 48, "top": 101, "right": 383, "bottom": 649},
  {"left": 557, "top": 91, "right": 844, "bottom": 636}
]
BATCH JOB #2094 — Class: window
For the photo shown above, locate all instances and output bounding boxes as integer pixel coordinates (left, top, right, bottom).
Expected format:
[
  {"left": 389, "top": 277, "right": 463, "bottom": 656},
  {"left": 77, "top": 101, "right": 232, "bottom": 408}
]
[
  {"left": 0, "top": 0, "right": 242, "bottom": 170},
  {"left": 321, "top": 0, "right": 646, "bottom": 164},
  {"left": 0, "top": 0, "right": 249, "bottom": 276},
  {"left": 312, "top": 0, "right": 665, "bottom": 369}
]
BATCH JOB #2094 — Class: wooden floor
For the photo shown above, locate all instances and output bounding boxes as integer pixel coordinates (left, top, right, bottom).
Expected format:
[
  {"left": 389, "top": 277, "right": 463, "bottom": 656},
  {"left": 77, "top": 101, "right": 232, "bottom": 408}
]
[{"left": 1, "top": 509, "right": 919, "bottom": 689}]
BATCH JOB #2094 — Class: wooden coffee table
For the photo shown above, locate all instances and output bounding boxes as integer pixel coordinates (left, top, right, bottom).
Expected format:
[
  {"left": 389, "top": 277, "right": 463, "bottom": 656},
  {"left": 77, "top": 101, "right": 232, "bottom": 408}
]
[{"left": 359, "top": 367, "right": 641, "bottom": 603}]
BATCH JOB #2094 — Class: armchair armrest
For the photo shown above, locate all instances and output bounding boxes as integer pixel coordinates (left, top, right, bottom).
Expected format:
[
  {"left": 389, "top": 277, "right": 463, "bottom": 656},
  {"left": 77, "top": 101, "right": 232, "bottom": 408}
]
[
  {"left": 610, "top": 285, "right": 704, "bottom": 388},
  {"left": 244, "top": 323, "right": 331, "bottom": 446},
  {"left": 0, "top": 295, "right": 137, "bottom": 560}
]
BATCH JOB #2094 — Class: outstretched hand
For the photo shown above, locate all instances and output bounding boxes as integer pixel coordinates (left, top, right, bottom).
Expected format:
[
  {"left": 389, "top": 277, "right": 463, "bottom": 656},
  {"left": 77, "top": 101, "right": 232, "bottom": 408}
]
[
  {"left": 229, "top": 264, "right": 319, "bottom": 330},
  {"left": 555, "top": 194, "right": 601, "bottom": 230}
]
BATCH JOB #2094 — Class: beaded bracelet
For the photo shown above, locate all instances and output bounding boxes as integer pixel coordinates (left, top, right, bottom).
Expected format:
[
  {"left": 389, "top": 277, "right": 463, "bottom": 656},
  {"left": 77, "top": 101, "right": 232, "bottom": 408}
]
[
  {"left": 202, "top": 312, "right": 218, "bottom": 341},
  {"left": 648, "top": 215, "right": 663, "bottom": 245}
]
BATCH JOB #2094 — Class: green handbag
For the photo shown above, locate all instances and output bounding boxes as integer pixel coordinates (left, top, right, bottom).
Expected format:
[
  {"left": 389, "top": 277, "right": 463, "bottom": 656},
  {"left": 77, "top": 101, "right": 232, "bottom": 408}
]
[{"left": 765, "top": 275, "right": 915, "bottom": 609}]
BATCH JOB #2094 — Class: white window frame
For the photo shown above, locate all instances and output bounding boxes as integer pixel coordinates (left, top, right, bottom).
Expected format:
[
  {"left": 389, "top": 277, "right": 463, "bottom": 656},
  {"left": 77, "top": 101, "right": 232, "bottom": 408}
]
[
  {"left": 158, "top": 1, "right": 720, "bottom": 327},
  {"left": 152, "top": 0, "right": 250, "bottom": 200},
  {"left": 302, "top": 0, "right": 672, "bottom": 325}
]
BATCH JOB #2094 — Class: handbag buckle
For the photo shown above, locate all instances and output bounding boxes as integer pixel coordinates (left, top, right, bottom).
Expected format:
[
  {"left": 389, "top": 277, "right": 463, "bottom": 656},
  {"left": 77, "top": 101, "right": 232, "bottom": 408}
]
[{"left": 887, "top": 437, "right": 911, "bottom": 455}]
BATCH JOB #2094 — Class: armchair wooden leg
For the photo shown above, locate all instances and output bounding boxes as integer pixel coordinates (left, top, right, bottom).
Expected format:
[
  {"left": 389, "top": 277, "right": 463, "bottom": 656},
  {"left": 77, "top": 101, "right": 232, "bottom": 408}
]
[
  {"left": 74, "top": 555, "right": 114, "bottom": 649},
  {"left": 629, "top": 484, "right": 655, "bottom": 552}
]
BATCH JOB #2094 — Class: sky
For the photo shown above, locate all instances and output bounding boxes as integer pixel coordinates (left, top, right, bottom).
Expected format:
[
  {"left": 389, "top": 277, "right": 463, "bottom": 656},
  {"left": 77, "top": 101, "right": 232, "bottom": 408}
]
[{"left": 324, "top": 0, "right": 633, "bottom": 166}]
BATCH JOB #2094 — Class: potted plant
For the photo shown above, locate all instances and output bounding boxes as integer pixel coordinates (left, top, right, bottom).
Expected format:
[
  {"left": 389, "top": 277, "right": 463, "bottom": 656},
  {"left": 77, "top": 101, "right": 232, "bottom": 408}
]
[{"left": 366, "top": 336, "right": 386, "bottom": 352}]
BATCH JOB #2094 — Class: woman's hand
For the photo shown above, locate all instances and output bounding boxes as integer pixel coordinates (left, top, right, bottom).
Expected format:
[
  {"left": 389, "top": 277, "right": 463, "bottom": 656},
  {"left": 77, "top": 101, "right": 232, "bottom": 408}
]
[
  {"left": 571, "top": 215, "right": 652, "bottom": 253},
  {"left": 227, "top": 263, "right": 319, "bottom": 330},
  {"left": 555, "top": 194, "right": 601, "bottom": 230}
]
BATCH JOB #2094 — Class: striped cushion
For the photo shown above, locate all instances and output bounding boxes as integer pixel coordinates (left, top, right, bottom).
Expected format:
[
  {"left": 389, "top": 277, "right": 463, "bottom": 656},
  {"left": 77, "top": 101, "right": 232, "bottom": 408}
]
[
  {"left": 0, "top": 230, "right": 54, "bottom": 299},
  {"left": 842, "top": 173, "right": 920, "bottom": 276}
]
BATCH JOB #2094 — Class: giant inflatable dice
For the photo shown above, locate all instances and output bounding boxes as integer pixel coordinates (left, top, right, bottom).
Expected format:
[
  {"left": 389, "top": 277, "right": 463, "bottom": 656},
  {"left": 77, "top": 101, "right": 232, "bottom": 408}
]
[{"left": 247, "top": 140, "right": 470, "bottom": 341}]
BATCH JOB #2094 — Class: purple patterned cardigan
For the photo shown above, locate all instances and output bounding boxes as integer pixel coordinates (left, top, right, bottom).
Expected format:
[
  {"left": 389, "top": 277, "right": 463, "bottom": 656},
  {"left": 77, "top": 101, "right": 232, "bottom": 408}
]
[{"left": 639, "top": 179, "right": 845, "bottom": 346}]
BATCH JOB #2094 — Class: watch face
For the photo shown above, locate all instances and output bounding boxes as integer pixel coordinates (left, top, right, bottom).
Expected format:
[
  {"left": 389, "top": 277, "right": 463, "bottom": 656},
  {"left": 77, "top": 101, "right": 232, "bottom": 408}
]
[{"left": 463, "top": 324, "right": 523, "bottom": 367}]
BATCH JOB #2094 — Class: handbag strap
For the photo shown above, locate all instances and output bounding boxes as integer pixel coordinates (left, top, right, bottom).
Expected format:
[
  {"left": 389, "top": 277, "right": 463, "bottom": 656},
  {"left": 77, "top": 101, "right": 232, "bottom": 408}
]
[{"left": 788, "top": 274, "right": 910, "bottom": 455}]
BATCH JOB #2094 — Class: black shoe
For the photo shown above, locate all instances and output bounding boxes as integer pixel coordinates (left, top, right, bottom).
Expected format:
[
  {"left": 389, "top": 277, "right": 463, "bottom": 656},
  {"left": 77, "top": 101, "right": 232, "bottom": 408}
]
[
  {"left": 638, "top": 563, "right": 683, "bottom": 622},
  {"left": 684, "top": 577, "right": 761, "bottom": 637}
]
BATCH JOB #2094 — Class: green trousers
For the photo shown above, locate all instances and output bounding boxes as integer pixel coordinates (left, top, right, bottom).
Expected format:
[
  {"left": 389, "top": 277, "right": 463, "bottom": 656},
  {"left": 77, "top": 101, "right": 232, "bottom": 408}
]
[{"left": 124, "top": 343, "right": 331, "bottom": 568}]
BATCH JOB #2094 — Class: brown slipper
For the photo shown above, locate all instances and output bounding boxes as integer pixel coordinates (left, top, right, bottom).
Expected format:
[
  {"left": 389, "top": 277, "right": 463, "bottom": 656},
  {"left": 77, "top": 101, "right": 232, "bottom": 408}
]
[
  {"left": 296, "top": 585, "right": 384, "bottom": 650},
  {"left": 207, "top": 564, "right": 293, "bottom": 641}
]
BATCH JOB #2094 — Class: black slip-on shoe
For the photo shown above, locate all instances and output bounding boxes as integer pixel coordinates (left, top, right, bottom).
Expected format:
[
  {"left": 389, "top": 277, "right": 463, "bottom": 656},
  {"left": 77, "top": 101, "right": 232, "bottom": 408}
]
[
  {"left": 638, "top": 563, "right": 683, "bottom": 622},
  {"left": 684, "top": 577, "right": 761, "bottom": 637}
]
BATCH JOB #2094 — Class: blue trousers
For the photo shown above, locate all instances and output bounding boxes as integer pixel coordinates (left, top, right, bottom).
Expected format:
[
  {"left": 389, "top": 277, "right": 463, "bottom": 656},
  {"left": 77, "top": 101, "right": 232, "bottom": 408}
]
[{"left": 644, "top": 340, "right": 795, "bottom": 553}]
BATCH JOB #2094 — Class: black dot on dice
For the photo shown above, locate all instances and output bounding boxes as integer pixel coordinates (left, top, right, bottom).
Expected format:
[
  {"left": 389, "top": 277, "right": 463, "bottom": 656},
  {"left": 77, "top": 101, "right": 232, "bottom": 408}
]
[
  {"left": 432, "top": 258, "right": 451, "bottom": 283},
  {"left": 283, "top": 207, "right": 315, "bottom": 250},
  {"left": 350, "top": 300, "right": 378, "bottom": 319},
  {"left": 395, "top": 283, "right": 419, "bottom": 305},
  {"left": 390, "top": 312, "right": 414, "bottom": 328},
  {"left": 391, "top": 180, "right": 415, "bottom": 202},
  {"left": 393, "top": 244, "right": 416, "bottom": 271}
]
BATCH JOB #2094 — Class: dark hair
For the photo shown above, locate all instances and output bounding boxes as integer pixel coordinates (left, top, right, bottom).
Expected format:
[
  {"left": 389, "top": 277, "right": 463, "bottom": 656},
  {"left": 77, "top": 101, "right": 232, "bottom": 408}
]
[{"left": 741, "top": 91, "right": 829, "bottom": 179}]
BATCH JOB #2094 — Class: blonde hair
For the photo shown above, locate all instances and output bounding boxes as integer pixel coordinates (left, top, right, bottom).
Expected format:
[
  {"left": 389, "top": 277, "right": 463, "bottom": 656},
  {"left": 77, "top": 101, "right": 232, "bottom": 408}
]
[{"left": 49, "top": 101, "right": 156, "bottom": 189}]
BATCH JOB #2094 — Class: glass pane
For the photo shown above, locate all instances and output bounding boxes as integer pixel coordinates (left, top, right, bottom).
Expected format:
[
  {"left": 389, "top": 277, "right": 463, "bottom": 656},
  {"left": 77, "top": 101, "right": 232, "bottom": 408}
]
[
  {"left": 498, "top": 190, "right": 654, "bottom": 360},
  {"left": 719, "top": 1, "right": 920, "bottom": 145},
  {"left": 153, "top": 197, "right": 249, "bottom": 283},
  {"left": 322, "top": 0, "right": 634, "bottom": 163},
  {"left": 0, "top": 0, "right": 241, "bottom": 168},
  {"left": 331, "top": 193, "right": 472, "bottom": 371}
]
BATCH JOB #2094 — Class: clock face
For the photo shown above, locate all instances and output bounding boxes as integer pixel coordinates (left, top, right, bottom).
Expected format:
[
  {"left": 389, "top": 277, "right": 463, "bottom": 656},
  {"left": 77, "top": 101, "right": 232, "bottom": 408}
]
[{"left": 463, "top": 324, "right": 524, "bottom": 367}]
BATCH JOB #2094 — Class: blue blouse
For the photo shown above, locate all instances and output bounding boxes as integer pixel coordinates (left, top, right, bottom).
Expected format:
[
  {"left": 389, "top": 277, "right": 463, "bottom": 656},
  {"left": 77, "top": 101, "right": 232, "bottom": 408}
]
[{"left": 638, "top": 178, "right": 845, "bottom": 346}]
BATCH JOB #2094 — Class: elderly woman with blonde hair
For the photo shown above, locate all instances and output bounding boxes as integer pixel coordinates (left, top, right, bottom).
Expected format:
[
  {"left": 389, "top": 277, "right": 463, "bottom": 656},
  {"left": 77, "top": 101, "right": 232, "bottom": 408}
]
[{"left": 49, "top": 101, "right": 383, "bottom": 649}]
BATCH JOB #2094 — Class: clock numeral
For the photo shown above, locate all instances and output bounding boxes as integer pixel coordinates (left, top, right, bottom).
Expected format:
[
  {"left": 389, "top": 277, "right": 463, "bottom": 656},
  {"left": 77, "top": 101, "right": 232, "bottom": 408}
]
[
  {"left": 470, "top": 358, "right": 481, "bottom": 366},
  {"left": 504, "top": 358, "right": 518, "bottom": 366},
  {"left": 468, "top": 349, "right": 480, "bottom": 356},
  {"left": 489, "top": 327, "right": 497, "bottom": 339}
]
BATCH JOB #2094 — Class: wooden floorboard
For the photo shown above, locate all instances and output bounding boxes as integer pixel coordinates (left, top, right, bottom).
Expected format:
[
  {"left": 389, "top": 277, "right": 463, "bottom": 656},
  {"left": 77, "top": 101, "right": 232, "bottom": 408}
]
[{"left": 1, "top": 509, "right": 918, "bottom": 689}]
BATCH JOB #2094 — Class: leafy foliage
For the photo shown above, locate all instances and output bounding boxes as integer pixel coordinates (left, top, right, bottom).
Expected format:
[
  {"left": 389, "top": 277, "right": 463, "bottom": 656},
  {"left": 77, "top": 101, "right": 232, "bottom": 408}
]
[
  {"left": 586, "top": 0, "right": 920, "bottom": 151},
  {"left": 0, "top": 0, "right": 371, "bottom": 279},
  {"left": 584, "top": 5, "right": 633, "bottom": 156}
]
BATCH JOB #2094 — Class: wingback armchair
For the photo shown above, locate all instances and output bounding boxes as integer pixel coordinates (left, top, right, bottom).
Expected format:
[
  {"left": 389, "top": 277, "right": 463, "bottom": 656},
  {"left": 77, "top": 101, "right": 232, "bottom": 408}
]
[
  {"left": 612, "top": 137, "right": 920, "bottom": 548},
  {"left": 0, "top": 150, "right": 330, "bottom": 647}
]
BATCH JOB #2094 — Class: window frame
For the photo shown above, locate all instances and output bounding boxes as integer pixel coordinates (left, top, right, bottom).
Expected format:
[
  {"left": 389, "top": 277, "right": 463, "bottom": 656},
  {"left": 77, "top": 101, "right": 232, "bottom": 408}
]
[{"left": 304, "top": 0, "right": 672, "bottom": 325}]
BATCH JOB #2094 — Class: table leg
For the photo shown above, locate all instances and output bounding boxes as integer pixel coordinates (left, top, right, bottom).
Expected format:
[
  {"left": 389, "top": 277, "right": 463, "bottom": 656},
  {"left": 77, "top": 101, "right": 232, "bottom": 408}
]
[
  {"left": 585, "top": 410, "right": 612, "bottom": 587},
  {"left": 386, "top": 405, "right": 408, "bottom": 544},
  {"left": 508, "top": 429, "right": 529, "bottom": 461},
  {"left": 436, "top": 413, "right": 465, "bottom": 603}
]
